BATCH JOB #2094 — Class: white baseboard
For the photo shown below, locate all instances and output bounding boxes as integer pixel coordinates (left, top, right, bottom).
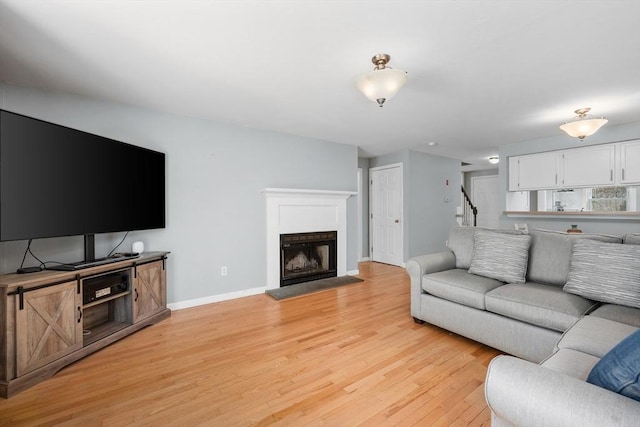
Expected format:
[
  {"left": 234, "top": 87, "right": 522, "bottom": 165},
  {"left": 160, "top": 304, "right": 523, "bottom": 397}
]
[
  {"left": 168, "top": 286, "right": 266, "bottom": 311},
  {"left": 347, "top": 269, "right": 360, "bottom": 276},
  {"left": 358, "top": 257, "right": 371, "bottom": 262}
]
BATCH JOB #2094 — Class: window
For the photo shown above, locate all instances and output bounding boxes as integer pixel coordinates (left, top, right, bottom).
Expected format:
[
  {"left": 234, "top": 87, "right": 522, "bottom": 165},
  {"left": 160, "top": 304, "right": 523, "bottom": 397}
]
[
  {"left": 533, "top": 185, "right": 639, "bottom": 212},
  {"left": 589, "top": 187, "right": 628, "bottom": 212}
]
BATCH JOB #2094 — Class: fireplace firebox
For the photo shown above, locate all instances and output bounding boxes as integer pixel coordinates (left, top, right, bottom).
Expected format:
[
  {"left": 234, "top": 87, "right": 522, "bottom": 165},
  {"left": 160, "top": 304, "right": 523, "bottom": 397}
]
[{"left": 280, "top": 231, "right": 337, "bottom": 286}]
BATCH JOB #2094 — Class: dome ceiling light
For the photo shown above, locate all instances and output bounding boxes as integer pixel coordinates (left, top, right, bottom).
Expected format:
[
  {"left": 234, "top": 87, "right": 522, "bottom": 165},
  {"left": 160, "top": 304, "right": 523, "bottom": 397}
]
[
  {"left": 355, "top": 53, "right": 407, "bottom": 107},
  {"left": 559, "top": 108, "right": 608, "bottom": 140}
]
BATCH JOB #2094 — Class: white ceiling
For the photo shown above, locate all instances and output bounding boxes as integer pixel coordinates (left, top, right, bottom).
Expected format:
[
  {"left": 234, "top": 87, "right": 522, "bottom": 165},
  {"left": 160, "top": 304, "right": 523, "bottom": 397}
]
[{"left": 1, "top": 1, "right": 639, "bottom": 169}]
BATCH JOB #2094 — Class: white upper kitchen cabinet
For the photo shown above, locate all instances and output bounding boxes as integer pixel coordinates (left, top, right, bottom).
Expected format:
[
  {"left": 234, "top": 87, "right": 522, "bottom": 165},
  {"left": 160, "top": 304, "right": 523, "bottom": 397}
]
[
  {"left": 562, "top": 144, "right": 615, "bottom": 188},
  {"left": 619, "top": 140, "right": 640, "bottom": 185},
  {"left": 509, "top": 152, "right": 560, "bottom": 191}
]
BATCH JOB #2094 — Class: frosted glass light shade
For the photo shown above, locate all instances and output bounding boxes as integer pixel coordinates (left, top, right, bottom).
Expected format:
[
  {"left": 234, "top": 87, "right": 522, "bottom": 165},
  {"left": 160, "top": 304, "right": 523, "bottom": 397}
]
[
  {"left": 559, "top": 118, "right": 608, "bottom": 140},
  {"left": 356, "top": 68, "right": 407, "bottom": 107}
]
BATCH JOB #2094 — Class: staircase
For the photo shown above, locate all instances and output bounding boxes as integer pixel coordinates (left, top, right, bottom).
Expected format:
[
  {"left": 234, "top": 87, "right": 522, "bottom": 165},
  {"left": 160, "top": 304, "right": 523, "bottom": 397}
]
[{"left": 461, "top": 185, "right": 478, "bottom": 227}]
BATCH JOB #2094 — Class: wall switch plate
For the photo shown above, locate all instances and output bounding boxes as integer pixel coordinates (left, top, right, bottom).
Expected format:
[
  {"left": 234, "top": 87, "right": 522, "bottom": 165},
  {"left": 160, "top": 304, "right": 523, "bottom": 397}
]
[{"left": 221, "top": 266, "right": 228, "bottom": 276}]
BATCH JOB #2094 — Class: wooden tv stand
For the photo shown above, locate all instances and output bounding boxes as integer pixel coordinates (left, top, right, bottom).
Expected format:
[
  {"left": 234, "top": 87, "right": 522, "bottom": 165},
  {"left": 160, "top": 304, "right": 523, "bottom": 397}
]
[{"left": 0, "top": 251, "right": 171, "bottom": 398}]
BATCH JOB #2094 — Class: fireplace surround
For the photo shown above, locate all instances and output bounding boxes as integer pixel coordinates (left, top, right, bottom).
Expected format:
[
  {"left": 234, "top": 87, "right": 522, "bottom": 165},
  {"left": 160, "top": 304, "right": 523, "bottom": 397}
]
[{"left": 263, "top": 188, "right": 355, "bottom": 289}]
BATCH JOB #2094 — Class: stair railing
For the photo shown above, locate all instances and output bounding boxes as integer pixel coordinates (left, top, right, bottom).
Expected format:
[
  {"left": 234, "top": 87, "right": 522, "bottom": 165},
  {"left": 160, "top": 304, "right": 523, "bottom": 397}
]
[{"left": 461, "top": 185, "right": 478, "bottom": 227}]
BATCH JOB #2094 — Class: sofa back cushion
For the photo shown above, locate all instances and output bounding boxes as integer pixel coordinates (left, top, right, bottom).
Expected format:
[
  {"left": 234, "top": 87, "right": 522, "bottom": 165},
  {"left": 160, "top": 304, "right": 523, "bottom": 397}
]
[
  {"left": 590, "top": 304, "right": 640, "bottom": 328},
  {"left": 447, "top": 226, "right": 477, "bottom": 269},
  {"left": 527, "top": 229, "right": 622, "bottom": 286}
]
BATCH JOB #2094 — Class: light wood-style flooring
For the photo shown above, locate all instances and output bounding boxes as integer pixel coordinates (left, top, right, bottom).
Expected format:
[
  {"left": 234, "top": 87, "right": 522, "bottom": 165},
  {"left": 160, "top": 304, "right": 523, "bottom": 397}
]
[{"left": 0, "top": 262, "right": 501, "bottom": 426}]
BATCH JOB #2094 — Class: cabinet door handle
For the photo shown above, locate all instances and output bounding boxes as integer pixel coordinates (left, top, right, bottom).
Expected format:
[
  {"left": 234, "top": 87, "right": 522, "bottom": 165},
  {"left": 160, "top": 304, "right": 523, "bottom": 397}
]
[
  {"left": 134, "top": 288, "right": 139, "bottom": 302},
  {"left": 77, "top": 307, "right": 82, "bottom": 323},
  {"left": 18, "top": 286, "right": 24, "bottom": 310},
  {"left": 555, "top": 174, "right": 558, "bottom": 185},
  {"left": 622, "top": 168, "right": 625, "bottom": 181},
  {"left": 611, "top": 169, "right": 613, "bottom": 182}
]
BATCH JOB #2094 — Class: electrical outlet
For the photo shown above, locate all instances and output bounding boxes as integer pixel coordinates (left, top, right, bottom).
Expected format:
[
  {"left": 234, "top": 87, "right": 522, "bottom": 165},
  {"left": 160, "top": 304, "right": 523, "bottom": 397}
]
[{"left": 221, "top": 266, "right": 228, "bottom": 276}]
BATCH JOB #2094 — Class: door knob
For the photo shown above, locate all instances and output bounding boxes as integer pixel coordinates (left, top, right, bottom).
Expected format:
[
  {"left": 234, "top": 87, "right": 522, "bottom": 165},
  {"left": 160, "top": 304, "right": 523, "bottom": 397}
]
[{"left": 395, "top": 219, "right": 400, "bottom": 223}]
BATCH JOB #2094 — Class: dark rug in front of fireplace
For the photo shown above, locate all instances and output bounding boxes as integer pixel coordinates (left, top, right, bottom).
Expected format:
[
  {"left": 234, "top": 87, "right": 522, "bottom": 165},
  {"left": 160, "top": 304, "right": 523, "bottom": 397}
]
[{"left": 266, "top": 275, "right": 364, "bottom": 300}]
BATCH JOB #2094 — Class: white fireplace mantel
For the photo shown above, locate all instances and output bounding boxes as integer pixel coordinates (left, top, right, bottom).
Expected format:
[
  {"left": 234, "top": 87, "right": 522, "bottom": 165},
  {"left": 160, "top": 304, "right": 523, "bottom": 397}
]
[{"left": 263, "top": 188, "right": 356, "bottom": 289}]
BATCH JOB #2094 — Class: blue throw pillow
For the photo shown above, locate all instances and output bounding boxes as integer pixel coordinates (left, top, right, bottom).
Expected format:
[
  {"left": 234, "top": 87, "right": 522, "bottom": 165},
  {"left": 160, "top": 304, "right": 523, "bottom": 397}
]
[{"left": 587, "top": 329, "right": 640, "bottom": 402}]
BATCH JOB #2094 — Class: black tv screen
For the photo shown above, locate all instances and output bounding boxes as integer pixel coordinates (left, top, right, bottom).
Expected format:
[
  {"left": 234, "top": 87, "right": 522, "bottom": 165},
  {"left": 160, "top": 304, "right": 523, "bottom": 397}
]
[{"left": 0, "top": 109, "right": 165, "bottom": 242}]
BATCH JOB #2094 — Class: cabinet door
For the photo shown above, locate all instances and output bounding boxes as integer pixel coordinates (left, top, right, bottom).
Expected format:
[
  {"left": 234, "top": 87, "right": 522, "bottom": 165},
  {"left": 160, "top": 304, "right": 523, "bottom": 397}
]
[
  {"left": 562, "top": 144, "right": 614, "bottom": 188},
  {"left": 508, "top": 157, "right": 520, "bottom": 191},
  {"left": 133, "top": 261, "right": 166, "bottom": 323},
  {"left": 511, "top": 152, "right": 560, "bottom": 190},
  {"left": 620, "top": 140, "right": 640, "bottom": 184},
  {"left": 15, "top": 281, "right": 82, "bottom": 376}
]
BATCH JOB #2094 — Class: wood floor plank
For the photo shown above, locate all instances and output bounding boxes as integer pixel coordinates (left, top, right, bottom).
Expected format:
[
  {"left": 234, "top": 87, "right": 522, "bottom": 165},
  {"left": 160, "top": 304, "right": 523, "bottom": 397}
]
[{"left": 0, "top": 262, "right": 502, "bottom": 426}]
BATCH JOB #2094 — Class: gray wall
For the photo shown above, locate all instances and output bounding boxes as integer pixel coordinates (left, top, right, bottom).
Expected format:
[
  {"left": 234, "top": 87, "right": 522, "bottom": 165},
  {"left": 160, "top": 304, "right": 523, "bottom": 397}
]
[
  {"left": 357, "top": 157, "right": 370, "bottom": 259},
  {"left": 499, "top": 121, "right": 640, "bottom": 235},
  {"left": 408, "top": 151, "right": 460, "bottom": 257},
  {"left": 369, "top": 149, "right": 460, "bottom": 261},
  {"left": 0, "top": 83, "right": 359, "bottom": 304}
]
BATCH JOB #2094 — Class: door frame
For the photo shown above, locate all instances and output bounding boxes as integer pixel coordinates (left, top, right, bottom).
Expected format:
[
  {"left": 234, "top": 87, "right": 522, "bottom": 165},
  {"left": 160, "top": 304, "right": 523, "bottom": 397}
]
[
  {"left": 357, "top": 168, "right": 363, "bottom": 262},
  {"left": 471, "top": 174, "right": 500, "bottom": 229},
  {"left": 369, "top": 163, "right": 404, "bottom": 266}
]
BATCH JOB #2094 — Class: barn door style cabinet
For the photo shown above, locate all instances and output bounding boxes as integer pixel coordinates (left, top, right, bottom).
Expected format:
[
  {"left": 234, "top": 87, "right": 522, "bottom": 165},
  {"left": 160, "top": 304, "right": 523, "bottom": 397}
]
[{"left": 0, "top": 252, "right": 170, "bottom": 398}]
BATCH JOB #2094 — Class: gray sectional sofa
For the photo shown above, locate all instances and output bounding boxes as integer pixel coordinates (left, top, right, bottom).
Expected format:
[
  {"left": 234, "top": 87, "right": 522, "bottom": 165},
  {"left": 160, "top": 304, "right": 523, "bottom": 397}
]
[{"left": 406, "top": 227, "right": 640, "bottom": 426}]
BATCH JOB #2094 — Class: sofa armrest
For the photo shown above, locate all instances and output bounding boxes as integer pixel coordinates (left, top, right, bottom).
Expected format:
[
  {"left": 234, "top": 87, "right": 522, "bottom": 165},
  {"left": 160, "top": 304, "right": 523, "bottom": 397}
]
[
  {"left": 406, "top": 251, "right": 456, "bottom": 319},
  {"left": 486, "top": 355, "right": 640, "bottom": 427},
  {"left": 406, "top": 251, "right": 456, "bottom": 277}
]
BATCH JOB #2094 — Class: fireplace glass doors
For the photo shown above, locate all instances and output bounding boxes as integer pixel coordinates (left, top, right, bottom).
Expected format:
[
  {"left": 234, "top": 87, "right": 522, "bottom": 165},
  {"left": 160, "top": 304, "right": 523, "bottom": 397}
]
[{"left": 280, "top": 231, "right": 337, "bottom": 286}]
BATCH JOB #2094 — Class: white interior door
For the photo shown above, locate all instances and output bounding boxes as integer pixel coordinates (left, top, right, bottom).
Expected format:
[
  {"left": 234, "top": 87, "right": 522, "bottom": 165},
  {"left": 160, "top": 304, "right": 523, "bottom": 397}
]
[
  {"left": 370, "top": 164, "right": 403, "bottom": 266},
  {"left": 472, "top": 175, "right": 500, "bottom": 229}
]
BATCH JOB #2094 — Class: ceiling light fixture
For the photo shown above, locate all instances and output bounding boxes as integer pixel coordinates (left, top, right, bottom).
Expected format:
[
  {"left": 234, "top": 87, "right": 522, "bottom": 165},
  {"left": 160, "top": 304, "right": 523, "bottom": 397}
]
[
  {"left": 559, "top": 108, "right": 608, "bottom": 140},
  {"left": 355, "top": 54, "right": 407, "bottom": 107},
  {"left": 488, "top": 156, "right": 499, "bottom": 164}
]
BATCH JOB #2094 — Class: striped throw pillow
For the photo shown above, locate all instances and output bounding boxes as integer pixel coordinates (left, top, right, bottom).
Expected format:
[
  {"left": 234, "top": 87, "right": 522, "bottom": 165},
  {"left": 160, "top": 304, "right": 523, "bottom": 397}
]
[
  {"left": 564, "top": 240, "right": 640, "bottom": 309},
  {"left": 468, "top": 229, "right": 531, "bottom": 283}
]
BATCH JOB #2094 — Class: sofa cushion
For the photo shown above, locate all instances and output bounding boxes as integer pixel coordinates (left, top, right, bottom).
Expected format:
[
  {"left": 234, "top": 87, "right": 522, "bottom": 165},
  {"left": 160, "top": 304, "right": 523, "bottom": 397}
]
[
  {"left": 557, "top": 316, "right": 638, "bottom": 358},
  {"left": 564, "top": 239, "right": 640, "bottom": 309},
  {"left": 422, "top": 269, "right": 504, "bottom": 310},
  {"left": 447, "top": 226, "right": 477, "bottom": 269},
  {"left": 590, "top": 304, "right": 640, "bottom": 328},
  {"left": 542, "top": 348, "right": 600, "bottom": 380},
  {"left": 485, "top": 283, "right": 598, "bottom": 332},
  {"left": 624, "top": 233, "right": 640, "bottom": 245},
  {"left": 587, "top": 329, "right": 640, "bottom": 402},
  {"left": 527, "top": 229, "right": 623, "bottom": 286},
  {"left": 468, "top": 229, "right": 531, "bottom": 283}
]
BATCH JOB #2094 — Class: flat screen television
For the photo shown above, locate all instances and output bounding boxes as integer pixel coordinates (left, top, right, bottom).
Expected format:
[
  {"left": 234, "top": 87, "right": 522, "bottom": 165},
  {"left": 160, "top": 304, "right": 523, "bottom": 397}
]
[{"left": 0, "top": 109, "right": 165, "bottom": 262}]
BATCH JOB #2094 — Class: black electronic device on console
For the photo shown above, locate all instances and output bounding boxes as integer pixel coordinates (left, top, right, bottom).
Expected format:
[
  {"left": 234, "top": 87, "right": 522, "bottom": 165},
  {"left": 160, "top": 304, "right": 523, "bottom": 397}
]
[{"left": 82, "top": 270, "right": 130, "bottom": 305}]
